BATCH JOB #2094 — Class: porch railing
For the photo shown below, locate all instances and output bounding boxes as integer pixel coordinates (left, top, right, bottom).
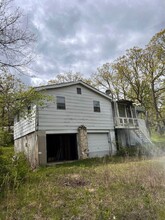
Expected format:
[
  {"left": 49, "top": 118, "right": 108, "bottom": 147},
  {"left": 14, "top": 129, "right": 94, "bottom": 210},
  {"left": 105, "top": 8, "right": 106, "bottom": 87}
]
[{"left": 115, "top": 117, "right": 139, "bottom": 128}]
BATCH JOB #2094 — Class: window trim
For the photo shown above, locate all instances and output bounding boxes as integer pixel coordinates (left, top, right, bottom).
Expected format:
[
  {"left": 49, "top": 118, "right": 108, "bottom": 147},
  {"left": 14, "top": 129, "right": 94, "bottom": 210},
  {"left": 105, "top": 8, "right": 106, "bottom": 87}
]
[
  {"left": 77, "top": 87, "right": 82, "bottom": 94},
  {"left": 93, "top": 100, "right": 101, "bottom": 112},
  {"left": 56, "top": 96, "right": 66, "bottom": 110}
]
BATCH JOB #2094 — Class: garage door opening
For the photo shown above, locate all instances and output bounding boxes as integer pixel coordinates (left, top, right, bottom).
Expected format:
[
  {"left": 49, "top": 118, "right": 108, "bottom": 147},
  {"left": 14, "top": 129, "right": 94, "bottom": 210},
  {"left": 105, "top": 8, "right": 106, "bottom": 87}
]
[{"left": 46, "top": 134, "right": 78, "bottom": 163}]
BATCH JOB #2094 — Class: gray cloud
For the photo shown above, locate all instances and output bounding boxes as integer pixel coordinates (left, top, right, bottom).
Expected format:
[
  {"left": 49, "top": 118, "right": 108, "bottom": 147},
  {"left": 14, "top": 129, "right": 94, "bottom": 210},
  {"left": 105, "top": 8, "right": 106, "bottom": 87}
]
[{"left": 15, "top": 0, "right": 165, "bottom": 85}]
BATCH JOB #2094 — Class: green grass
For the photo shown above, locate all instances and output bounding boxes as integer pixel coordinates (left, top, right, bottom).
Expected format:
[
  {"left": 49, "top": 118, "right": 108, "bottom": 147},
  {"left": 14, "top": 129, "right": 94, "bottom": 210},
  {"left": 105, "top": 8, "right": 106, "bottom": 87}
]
[
  {"left": 1, "top": 148, "right": 165, "bottom": 219},
  {"left": 151, "top": 133, "right": 165, "bottom": 143}
]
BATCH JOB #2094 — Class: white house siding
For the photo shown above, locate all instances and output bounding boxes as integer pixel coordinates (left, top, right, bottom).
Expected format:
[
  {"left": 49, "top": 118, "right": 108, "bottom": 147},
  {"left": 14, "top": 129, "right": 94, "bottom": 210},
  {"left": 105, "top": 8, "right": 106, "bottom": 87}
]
[
  {"left": 14, "top": 106, "right": 37, "bottom": 140},
  {"left": 38, "top": 84, "right": 114, "bottom": 133},
  {"left": 14, "top": 83, "right": 117, "bottom": 165}
]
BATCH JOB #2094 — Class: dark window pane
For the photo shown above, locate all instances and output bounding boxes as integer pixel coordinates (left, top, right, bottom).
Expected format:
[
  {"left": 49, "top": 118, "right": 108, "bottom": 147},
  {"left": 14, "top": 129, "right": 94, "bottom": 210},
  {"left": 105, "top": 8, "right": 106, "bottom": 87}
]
[
  {"left": 77, "top": 88, "right": 81, "bottom": 94},
  {"left": 17, "top": 112, "right": 20, "bottom": 122},
  {"left": 27, "top": 105, "right": 31, "bottom": 114},
  {"left": 118, "top": 104, "right": 126, "bottom": 117},
  {"left": 57, "top": 96, "right": 65, "bottom": 109},
  {"left": 126, "top": 105, "right": 132, "bottom": 118},
  {"left": 93, "top": 101, "right": 100, "bottom": 112}
]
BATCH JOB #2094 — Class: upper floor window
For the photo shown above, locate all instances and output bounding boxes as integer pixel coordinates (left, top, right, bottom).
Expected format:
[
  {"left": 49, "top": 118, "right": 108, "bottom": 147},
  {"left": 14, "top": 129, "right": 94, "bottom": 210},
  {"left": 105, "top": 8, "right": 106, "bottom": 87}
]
[
  {"left": 118, "top": 104, "right": 126, "bottom": 117},
  {"left": 93, "top": 101, "right": 100, "bottom": 112},
  {"left": 77, "top": 87, "right": 82, "bottom": 94},
  {"left": 27, "top": 105, "right": 31, "bottom": 114},
  {"left": 57, "top": 96, "right": 66, "bottom": 109},
  {"left": 16, "top": 111, "right": 20, "bottom": 122}
]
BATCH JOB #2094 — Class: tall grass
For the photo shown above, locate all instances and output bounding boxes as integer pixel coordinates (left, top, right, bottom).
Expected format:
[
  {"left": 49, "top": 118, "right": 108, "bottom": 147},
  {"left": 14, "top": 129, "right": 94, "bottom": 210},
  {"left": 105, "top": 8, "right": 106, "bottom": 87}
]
[
  {"left": 1, "top": 150, "right": 165, "bottom": 219},
  {"left": 0, "top": 147, "right": 30, "bottom": 196}
]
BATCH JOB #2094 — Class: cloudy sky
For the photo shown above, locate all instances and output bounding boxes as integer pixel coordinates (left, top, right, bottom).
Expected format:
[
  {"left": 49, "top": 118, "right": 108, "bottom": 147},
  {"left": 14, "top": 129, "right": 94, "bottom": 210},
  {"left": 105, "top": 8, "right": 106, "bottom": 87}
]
[{"left": 15, "top": 0, "right": 165, "bottom": 85}]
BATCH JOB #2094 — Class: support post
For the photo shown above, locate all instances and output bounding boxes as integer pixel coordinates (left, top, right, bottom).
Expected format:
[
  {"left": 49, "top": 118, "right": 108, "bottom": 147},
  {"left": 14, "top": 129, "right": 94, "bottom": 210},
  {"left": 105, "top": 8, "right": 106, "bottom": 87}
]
[{"left": 78, "top": 125, "right": 89, "bottom": 159}]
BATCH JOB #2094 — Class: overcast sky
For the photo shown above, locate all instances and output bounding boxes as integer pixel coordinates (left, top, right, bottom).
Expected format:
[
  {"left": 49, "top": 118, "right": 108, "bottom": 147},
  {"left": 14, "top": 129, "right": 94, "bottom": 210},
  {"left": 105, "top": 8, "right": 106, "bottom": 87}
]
[{"left": 15, "top": 0, "right": 165, "bottom": 85}]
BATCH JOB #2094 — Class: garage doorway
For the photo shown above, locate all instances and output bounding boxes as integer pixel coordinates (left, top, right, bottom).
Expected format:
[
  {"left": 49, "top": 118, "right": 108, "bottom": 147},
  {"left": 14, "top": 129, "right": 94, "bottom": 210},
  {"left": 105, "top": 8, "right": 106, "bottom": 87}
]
[{"left": 46, "top": 134, "right": 78, "bottom": 163}]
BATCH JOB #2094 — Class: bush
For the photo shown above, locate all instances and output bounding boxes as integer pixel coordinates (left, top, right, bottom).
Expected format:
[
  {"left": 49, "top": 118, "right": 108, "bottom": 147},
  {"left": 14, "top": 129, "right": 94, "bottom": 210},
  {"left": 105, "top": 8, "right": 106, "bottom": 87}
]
[
  {"left": 11, "top": 153, "right": 30, "bottom": 182},
  {"left": 0, "top": 147, "right": 30, "bottom": 193},
  {"left": 116, "top": 144, "right": 161, "bottom": 158},
  {"left": 116, "top": 146, "right": 140, "bottom": 157},
  {"left": 0, "top": 130, "right": 13, "bottom": 147}
]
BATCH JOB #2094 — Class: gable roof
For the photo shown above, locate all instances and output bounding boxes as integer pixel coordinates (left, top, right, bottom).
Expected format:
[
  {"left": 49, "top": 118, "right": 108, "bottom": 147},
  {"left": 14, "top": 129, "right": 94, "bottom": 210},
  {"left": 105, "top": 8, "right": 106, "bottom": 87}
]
[{"left": 35, "top": 80, "right": 112, "bottom": 101}]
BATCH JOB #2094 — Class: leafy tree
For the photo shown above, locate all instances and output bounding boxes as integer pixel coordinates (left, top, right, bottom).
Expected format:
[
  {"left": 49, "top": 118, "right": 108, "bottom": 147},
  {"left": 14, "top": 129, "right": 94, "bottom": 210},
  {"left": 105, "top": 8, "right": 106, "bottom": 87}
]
[
  {"left": 90, "top": 63, "right": 129, "bottom": 99},
  {"left": 142, "top": 30, "right": 165, "bottom": 133},
  {"left": 113, "top": 47, "right": 151, "bottom": 106},
  {"left": 92, "top": 29, "right": 165, "bottom": 134},
  {"left": 0, "top": 72, "right": 47, "bottom": 146}
]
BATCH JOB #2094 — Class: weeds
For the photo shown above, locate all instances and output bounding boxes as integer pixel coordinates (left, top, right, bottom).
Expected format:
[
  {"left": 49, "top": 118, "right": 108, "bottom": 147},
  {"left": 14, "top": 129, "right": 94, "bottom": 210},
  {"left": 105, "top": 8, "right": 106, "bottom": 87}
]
[
  {"left": 0, "top": 147, "right": 30, "bottom": 195},
  {"left": 1, "top": 148, "right": 165, "bottom": 219}
]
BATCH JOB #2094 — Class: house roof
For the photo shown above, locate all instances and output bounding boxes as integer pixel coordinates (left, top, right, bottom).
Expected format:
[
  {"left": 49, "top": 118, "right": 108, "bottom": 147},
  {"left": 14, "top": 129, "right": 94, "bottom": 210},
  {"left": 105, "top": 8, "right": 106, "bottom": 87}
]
[
  {"left": 115, "top": 100, "right": 133, "bottom": 105},
  {"left": 35, "top": 80, "right": 112, "bottom": 101}
]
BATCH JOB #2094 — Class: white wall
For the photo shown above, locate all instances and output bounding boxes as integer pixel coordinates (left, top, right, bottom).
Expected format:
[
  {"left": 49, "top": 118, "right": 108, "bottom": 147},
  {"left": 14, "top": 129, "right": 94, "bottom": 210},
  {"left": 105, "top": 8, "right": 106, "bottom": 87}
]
[
  {"left": 14, "top": 105, "right": 36, "bottom": 140},
  {"left": 38, "top": 84, "right": 114, "bottom": 133}
]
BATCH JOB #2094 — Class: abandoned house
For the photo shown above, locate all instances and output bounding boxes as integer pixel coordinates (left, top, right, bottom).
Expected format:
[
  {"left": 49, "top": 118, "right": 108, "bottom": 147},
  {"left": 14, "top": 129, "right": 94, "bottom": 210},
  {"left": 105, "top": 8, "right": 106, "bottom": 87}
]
[{"left": 14, "top": 81, "right": 152, "bottom": 167}]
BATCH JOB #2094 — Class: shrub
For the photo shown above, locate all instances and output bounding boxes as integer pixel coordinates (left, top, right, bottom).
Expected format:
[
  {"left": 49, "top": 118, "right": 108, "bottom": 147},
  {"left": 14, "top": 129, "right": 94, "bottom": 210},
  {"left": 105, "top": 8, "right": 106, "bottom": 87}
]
[
  {"left": 0, "top": 130, "right": 13, "bottom": 147},
  {"left": 116, "top": 144, "right": 161, "bottom": 158},
  {"left": 11, "top": 153, "right": 30, "bottom": 182},
  {"left": 0, "top": 148, "right": 30, "bottom": 193},
  {"left": 116, "top": 146, "right": 140, "bottom": 157}
]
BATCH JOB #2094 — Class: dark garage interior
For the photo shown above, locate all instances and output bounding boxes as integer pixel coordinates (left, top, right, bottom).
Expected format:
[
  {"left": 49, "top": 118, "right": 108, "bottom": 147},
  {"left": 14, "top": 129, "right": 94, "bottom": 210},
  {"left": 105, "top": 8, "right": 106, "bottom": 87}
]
[{"left": 46, "top": 133, "right": 78, "bottom": 162}]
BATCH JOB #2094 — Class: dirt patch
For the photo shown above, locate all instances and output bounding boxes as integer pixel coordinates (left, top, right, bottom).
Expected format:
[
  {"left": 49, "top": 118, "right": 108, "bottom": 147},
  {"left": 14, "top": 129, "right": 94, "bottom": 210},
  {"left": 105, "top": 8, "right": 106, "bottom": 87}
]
[{"left": 63, "top": 174, "right": 89, "bottom": 187}]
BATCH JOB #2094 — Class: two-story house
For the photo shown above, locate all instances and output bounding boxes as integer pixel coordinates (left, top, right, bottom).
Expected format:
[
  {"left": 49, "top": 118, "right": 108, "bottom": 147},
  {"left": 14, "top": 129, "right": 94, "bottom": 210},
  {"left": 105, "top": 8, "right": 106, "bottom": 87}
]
[
  {"left": 14, "top": 81, "right": 152, "bottom": 167},
  {"left": 14, "top": 81, "right": 116, "bottom": 167}
]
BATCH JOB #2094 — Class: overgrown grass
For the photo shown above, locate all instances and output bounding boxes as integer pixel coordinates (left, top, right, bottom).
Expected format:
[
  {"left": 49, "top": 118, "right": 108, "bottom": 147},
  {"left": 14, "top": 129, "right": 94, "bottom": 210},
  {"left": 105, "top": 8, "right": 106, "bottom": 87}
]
[
  {"left": 1, "top": 147, "right": 165, "bottom": 219},
  {"left": 0, "top": 147, "right": 30, "bottom": 197},
  {"left": 151, "top": 133, "right": 165, "bottom": 153},
  {"left": 151, "top": 132, "right": 165, "bottom": 143}
]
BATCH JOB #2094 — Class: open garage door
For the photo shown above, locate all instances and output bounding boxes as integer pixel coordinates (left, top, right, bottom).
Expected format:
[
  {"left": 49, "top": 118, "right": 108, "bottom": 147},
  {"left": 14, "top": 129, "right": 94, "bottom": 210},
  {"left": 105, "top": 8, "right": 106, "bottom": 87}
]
[
  {"left": 88, "top": 133, "right": 110, "bottom": 158},
  {"left": 46, "top": 134, "right": 78, "bottom": 163}
]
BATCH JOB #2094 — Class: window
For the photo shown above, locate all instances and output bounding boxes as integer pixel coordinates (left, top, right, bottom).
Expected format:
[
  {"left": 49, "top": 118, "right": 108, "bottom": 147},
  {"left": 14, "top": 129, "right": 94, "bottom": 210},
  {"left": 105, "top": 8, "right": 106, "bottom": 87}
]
[
  {"left": 126, "top": 105, "right": 132, "bottom": 118},
  {"left": 93, "top": 101, "right": 100, "bottom": 112},
  {"left": 118, "top": 104, "right": 126, "bottom": 117},
  {"left": 16, "top": 111, "right": 20, "bottom": 122},
  {"left": 57, "top": 96, "right": 66, "bottom": 109},
  {"left": 27, "top": 105, "right": 31, "bottom": 114},
  {"left": 77, "top": 87, "right": 81, "bottom": 94}
]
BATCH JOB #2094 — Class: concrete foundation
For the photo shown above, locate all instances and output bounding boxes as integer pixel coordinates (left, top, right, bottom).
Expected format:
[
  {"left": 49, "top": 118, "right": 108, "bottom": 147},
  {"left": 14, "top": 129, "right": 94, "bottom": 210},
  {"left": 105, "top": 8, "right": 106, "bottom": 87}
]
[{"left": 14, "top": 132, "right": 38, "bottom": 168}]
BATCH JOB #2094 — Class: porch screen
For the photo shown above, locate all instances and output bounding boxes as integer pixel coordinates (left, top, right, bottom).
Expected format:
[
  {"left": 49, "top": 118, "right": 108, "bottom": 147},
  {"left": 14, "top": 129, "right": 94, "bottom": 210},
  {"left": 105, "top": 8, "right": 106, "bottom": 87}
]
[{"left": 118, "top": 104, "right": 126, "bottom": 117}]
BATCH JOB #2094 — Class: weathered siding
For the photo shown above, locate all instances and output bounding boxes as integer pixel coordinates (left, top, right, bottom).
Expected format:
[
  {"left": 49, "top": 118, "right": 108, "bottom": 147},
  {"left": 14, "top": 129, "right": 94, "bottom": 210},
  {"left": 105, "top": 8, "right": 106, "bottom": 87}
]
[
  {"left": 14, "top": 132, "right": 38, "bottom": 168},
  {"left": 14, "top": 106, "right": 37, "bottom": 140},
  {"left": 38, "top": 84, "right": 114, "bottom": 133}
]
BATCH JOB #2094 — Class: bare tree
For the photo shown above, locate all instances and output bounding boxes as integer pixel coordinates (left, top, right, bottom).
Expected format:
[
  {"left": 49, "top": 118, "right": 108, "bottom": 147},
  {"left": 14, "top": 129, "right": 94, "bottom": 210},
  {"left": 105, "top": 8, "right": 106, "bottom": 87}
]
[{"left": 0, "top": 0, "right": 35, "bottom": 73}]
